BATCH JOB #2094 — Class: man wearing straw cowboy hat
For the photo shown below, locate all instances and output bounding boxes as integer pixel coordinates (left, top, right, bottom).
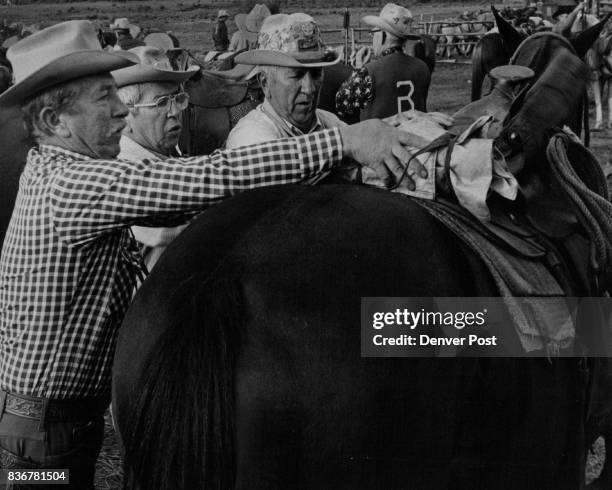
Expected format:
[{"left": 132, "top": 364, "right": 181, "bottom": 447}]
[
  {"left": 336, "top": 3, "right": 431, "bottom": 120},
  {"left": 229, "top": 3, "right": 271, "bottom": 52},
  {"left": 226, "top": 13, "right": 345, "bottom": 150},
  {"left": 0, "top": 20, "right": 425, "bottom": 486},
  {"left": 113, "top": 45, "right": 198, "bottom": 270}
]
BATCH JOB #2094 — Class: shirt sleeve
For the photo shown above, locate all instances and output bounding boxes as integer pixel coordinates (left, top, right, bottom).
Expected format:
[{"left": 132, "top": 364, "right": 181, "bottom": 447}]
[
  {"left": 50, "top": 128, "right": 343, "bottom": 247},
  {"left": 335, "top": 67, "right": 374, "bottom": 118}
]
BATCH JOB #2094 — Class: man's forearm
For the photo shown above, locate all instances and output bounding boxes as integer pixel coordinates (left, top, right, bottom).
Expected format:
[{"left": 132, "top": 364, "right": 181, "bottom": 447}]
[{"left": 50, "top": 129, "right": 344, "bottom": 246}]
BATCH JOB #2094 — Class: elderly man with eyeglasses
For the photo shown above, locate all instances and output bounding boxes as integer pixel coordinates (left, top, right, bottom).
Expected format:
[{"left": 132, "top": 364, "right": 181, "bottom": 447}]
[{"left": 114, "top": 46, "right": 198, "bottom": 270}]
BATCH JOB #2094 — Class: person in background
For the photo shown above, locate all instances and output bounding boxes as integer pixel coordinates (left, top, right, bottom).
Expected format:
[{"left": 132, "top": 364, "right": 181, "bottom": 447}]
[
  {"left": 111, "top": 17, "right": 144, "bottom": 51},
  {"left": 336, "top": 3, "right": 431, "bottom": 120},
  {"left": 213, "top": 9, "right": 230, "bottom": 51},
  {"left": 229, "top": 4, "right": 271, "bottom": 52}
]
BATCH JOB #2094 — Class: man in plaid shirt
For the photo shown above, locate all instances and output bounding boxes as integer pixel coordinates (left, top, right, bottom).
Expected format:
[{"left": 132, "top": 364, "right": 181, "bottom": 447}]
[{"left": 0, "top": 20, "right": 424, "bottom": 488}]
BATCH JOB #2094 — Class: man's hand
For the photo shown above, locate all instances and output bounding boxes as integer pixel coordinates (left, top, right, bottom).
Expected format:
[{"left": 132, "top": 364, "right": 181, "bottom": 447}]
[{"left": 339, "top": 119, "right": 428, "bottom": 191}]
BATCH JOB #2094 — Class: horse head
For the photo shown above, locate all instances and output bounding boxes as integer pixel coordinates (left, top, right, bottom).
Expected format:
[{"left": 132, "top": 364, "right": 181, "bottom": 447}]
[
  {"left": 494, "top": 31, "right": 612, "bottom": 260},
  {"left": 499, "top": 32, "right": 593, "bottom": 175}
]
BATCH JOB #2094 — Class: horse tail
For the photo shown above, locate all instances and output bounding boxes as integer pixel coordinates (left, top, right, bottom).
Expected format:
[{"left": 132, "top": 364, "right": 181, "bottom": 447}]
[
  {"left": 471, "top": 38, "right": 486, "bottom": 101},
  {"left": 122, "top": 273, "right": 244, "bottom": 490}
]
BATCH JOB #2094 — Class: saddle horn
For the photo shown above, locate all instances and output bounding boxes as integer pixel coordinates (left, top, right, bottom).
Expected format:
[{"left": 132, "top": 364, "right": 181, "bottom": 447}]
[
  {"left": 492, "top": 5, "right": 525, "bottom": 57},
  {"left": 571, "top": 13, "right": 612, "bottom": 58}
]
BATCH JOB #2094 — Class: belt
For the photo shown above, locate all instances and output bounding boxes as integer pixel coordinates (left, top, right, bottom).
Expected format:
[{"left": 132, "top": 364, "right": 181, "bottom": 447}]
[{"left": 0, "top": 390, "right": 109, "bottom": 423}]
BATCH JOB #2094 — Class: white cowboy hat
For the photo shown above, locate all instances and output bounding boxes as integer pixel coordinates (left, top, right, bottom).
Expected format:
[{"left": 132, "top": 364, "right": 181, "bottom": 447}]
[
  {"left": 235, "top": 13, "right": 340, "bottom": 68},
  {"left": 0, "top": 20, "right": 136, "bottom": 107},
  {"left": 218, "top": 10, "right": 230, "bottom": 20},
  {"left": 111, "top": 18, "right": 134, "bottom": 31},
  {"left": 362, "top": 3, "right": 421, "bottom": 40},
  {"left": 235, "top": 4, "right": 271, "bottom": 43},
  {"left": 144, "top": 32, "right": 181, "bottom": 52},
  {"left": 112, "top": 45, "right": 198, "bottom": 88}
]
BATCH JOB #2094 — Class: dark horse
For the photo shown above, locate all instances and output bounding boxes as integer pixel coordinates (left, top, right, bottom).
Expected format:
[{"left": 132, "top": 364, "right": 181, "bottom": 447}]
[
  {"left": 113, "top": 32, "right": 612, "bottom": 490},
  {"left": 470, "top": 7, "right": 610, "bottom": 101}
]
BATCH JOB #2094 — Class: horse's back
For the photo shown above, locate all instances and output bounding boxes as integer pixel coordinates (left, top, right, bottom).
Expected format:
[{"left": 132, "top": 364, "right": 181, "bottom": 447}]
[{"left": 115, "top": 184, "right": 587, "bottom": 490}]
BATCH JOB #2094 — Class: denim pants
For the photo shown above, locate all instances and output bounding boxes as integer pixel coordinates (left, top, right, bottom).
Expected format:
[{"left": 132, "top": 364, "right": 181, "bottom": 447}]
[{"left": 0, "top": 398, "right": 105, "bottom": 490}]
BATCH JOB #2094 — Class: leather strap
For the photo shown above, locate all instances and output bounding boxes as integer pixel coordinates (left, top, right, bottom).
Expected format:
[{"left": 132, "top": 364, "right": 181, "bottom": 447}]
[{"left": 1, "top": 390, "right": 109, "bottom": 423}]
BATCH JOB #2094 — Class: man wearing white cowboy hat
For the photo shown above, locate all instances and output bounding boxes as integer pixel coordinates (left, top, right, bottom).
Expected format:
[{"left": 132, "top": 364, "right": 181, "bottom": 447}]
[
  {"left": 113, "top": 45, "right": 198, "bottom": 270},
  {"left": 0, "top": 19, "right": 425, "bottom": 486},
  {"left": 213, "top": 9, "right": 230, "bottom": 51},
  {"left": 336, "top": 3, "right": 431, "bottom": 120},
  {"left": 110, "top": 17, "right": 144, "bottom": 51},
  {"left": 229, "top": 3, "right": 271, "bottom": 52},
  {"left": 226, "top": 13, "right": 344, "bottom": 152}
]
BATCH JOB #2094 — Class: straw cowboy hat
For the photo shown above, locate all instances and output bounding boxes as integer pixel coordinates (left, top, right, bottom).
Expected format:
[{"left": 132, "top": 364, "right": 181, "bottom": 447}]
[
  {"left": 112, "top": 45, "right": 198, "bottom": 88},
  {"left": 362, "top": 3, "right": 421, "bottom": 40},
  {"left": 218, "top": 10, "right": 230, "bottom": 20},
  {"left": 235, "top": 4, "right": 271, "bottom": 43},
  {"left": 235, "top": 13, "right": 340, "bottom": 68},
  {"left": 0, "top": 20, "right": 136, "bottom": 106},
  {"left": 110, "top": 17, "right": 141, "bottom": 38}
]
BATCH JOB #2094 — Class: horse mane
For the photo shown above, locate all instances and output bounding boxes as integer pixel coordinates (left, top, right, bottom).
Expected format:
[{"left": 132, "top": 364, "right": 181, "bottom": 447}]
[{"left": 122, "top": 269, "right": 245, "bottom": 490}]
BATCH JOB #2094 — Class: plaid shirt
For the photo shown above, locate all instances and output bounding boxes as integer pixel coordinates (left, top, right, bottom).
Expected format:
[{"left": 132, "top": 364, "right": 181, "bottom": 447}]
[{"left": 0, "top": 129, "right": 342, "bottom": 399}]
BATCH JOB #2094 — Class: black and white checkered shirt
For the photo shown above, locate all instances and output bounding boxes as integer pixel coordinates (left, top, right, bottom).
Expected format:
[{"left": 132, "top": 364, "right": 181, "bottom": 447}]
[{"left": 0, "top": 129, "right": 342, "bottom": 399}]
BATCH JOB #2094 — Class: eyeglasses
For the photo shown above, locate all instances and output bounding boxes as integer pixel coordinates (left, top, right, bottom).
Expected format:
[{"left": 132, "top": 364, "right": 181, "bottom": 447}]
[{"left": 130, "top": 92, "right": 190, "bottom": 111}]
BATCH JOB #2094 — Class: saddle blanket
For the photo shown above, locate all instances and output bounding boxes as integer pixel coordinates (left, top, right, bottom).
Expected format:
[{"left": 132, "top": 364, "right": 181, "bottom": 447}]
[{"left": 418, "top": 198, "right": 575, "bottom": 355}]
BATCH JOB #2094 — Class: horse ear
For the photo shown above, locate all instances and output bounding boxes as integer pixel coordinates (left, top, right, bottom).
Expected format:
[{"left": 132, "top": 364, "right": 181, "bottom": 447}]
[
  {"left": 491, "top": 5, "right": 524, "bottom": 56},
  {"left": 571, "top": 14, "right": 612, "bottom": 58}
]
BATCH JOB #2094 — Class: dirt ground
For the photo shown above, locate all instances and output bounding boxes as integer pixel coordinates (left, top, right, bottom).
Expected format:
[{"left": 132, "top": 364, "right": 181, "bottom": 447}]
[{"left": 0, "top": 1, "right": 609, "bottom": 488}]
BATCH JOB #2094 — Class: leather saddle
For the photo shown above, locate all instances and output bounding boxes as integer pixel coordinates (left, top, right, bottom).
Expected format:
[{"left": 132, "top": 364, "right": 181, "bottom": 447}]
[{"left": 179, "top": 65, "right": 262, "bottom": 156}]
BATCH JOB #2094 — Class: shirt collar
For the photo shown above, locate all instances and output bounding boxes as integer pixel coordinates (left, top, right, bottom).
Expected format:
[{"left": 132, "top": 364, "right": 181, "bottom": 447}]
[
  {"left": 261, "top": 99, "right": 323, "bottom": 136},
  {"left": 119, "top": 135, "right": 164, "bottom": 161},
  {"left": 35, "top": 144, "right": 95, "bottom": 161}
]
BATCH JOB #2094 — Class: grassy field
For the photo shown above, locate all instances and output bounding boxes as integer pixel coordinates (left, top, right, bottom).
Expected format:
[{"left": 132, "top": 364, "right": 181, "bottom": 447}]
[{"left": 1, "top": 1, "right": 608, "bottom": 488}]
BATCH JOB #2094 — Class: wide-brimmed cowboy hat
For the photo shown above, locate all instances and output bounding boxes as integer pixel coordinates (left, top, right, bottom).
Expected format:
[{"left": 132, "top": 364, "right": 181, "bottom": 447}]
[
  {"left": 218, "top": 10, "right": 230, "bottom": 20},
  {"left": 0, "top": 20, "right": 137, "bottom": 107},
  {"left": 362, "top": 3, "right": 421, "bottom": 40},
  {"left": 111, "top": 18, "right": 141, "bottom": 38},
  {"left": 112, "top": 45, "right": 198, "bottom": 87},
  {"left": 144, "top": 32, "right": 181, "bottom": 52},
  {"left": 235, "top": 13, "right": 340, "bottom": 68},
  {"left": 111, "top": 17, "right": 134, "bottom": 31},
  {"left": 235, "top": 4, "right": 271, "bottom": 43}
]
